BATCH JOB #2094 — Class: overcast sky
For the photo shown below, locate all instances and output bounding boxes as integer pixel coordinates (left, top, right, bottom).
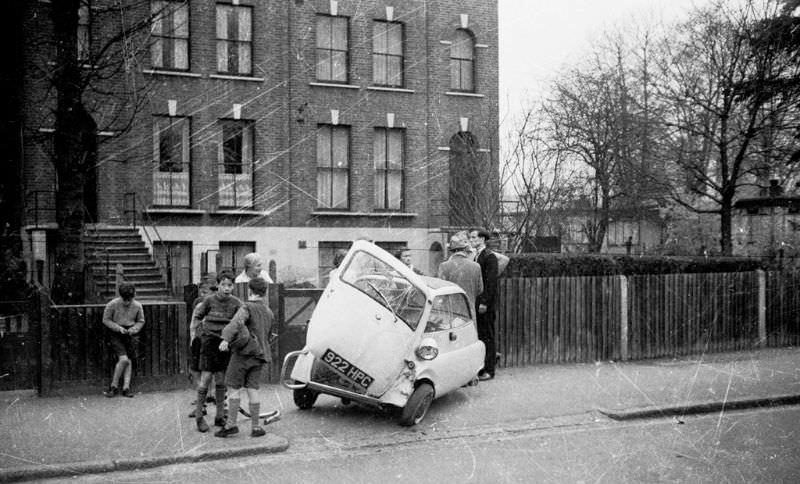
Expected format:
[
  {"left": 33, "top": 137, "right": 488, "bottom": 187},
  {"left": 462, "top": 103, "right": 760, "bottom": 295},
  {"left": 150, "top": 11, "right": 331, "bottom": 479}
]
[{"left": 498, "top": 0, "right": 708, "bottom": 130}]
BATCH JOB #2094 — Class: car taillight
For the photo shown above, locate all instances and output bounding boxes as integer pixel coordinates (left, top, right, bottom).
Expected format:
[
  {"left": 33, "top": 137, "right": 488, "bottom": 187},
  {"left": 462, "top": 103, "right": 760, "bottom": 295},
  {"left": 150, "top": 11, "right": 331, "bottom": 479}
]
[{"left": 415, "top": 338, "right": 439, "bottom": 360}]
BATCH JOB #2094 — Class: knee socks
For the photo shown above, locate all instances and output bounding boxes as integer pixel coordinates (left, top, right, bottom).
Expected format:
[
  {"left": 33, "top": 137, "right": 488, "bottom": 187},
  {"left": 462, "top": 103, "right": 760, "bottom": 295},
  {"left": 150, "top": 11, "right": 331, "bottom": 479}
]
[
  {"left": 227, "top": 397, "right": 241, "bottom": 428},
  {"left": 215, "top": 385, "right": 226, "bottom": 419},
  {"left": 195, "top": 388, "right": 207, "bottom": 421},
  {"left": 249, "top": 402, "right": 260, "bottom": 429}
]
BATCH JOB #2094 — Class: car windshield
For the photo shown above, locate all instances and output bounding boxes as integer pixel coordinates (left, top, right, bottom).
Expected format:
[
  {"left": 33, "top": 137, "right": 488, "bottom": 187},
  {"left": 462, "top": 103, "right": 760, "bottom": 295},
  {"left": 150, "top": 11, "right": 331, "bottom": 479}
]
[{"left": 340, "top": 250, "right": 426, "bottom": 331}]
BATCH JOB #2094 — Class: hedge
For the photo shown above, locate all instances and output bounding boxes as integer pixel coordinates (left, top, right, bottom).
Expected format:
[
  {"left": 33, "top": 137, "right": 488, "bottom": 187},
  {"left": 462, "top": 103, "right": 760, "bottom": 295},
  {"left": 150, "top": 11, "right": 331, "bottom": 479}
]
[{"left": 503, "top": 253, "right": 777, "bottom": 278}]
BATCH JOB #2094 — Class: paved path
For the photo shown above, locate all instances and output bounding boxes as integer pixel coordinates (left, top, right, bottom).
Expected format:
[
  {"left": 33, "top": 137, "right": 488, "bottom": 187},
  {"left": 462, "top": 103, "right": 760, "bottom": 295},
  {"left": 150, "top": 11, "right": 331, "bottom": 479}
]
[{"left": 1, "top": 347, "right": 798, "bottom": 482}]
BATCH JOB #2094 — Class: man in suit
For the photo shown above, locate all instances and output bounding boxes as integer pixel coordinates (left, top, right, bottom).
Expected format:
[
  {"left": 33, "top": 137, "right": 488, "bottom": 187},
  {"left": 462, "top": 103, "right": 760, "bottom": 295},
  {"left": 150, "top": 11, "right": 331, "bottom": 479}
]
[
  {"left": 437, "top": 234, "right": 483, "bottom": 308},
  {"left": 469, "top": 228, "right": 499, "bottom": 381}
]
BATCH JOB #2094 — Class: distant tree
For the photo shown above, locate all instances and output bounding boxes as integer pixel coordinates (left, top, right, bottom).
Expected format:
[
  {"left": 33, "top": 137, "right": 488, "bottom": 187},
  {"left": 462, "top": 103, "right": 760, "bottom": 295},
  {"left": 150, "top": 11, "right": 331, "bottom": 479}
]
[
  {"left": 655, "top": 0, "right": 800, "bottom": 255},
  {"left": 500, "top": 108, "right": 580, "bottom": 253}
]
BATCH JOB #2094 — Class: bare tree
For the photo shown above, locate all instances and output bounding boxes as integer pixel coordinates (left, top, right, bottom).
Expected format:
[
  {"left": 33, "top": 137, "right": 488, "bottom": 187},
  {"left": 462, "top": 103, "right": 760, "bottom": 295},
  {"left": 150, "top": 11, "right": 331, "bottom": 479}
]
[
  {"left": 500, "top": 108, "right": 580, "bottom": 253},
  {"left": 30, "top": 1, "right": 163, "bottom": 302},
  {"left": 655, "top": 0, "right": 800, "bottom": 255}
]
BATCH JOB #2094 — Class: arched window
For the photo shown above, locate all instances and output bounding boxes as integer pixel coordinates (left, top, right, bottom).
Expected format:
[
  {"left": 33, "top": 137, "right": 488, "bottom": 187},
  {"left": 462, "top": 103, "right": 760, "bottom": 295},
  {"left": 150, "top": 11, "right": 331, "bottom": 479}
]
[
  {"left": 448, "top": 131, "right": 481, "bottom": 226},
  {"left": 450, "top": 29, "right": 475, "bottom": 92}
]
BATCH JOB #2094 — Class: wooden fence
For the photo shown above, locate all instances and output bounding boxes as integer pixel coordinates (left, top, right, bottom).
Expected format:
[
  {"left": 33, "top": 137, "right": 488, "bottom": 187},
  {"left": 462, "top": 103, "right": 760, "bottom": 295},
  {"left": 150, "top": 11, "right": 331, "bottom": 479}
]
[
  {"left": 40, "top": 301, "right": 187, "bottom": 395},
  {"left": 496, "top": 270, "right": 800, "bottom": 367}
]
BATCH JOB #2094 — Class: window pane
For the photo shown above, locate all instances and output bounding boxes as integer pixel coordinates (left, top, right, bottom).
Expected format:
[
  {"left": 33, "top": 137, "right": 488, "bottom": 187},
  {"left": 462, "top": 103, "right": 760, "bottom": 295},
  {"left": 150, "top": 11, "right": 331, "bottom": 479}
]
[
  {"left": 174, "top": 39, "right": 188, "bottom": 69},
  {"left": 452, "top": 30, "right": 472, "bottom": 59},
  {"left": 317, "top": 127, "right": 331, "bottom": 167},
  {"left": 151, "top": 39, "right": 163, "bottom": 67},
  {"left": 316, "top": 16, "right": 331, "bottom": 48},
  {"left": 316, "top": 50, "right": 331, "bottom": 80},
  {"left": 332, "top": 128, "right": 348, "bottom": 167},
  {"left": 375, "top": 171, "right": 386, "bottom": 208},
  {"left": 238, "top": 8, "right": 251, "bottom": 41},
  {"left": 331, "top": 52, "right": 347, "bottom": 81},
  {"left": 332, "top": 170, "right": 348, "bottom": 208},
  {"left": 450, "top": 60, "right": 461, "bottom": 90},
  {"left": 332, "top": 18, "right": 347, "bottom": 49},
  {"left": 373, "top": 22, "right": 387, "bottom": 53},
  {"left": 387, "top": 57, "right": 402, "bottom": 86},
  {"left": 238, "top": 43, "right": 251, "bottom": 74},
  {"left": 373, "top": 54, "right": 387, "bottom": 85},
  {"left": 216, "top": 41, "right": 227, "bottom": 71},
  {"left": 216, "top": 5, "right": 229, "bottom": 39},
  {"left": 387, "top": 131, "right": 403, "bottom": 169},
  {"left": 387, "top": 24, "right": 402, "bottom": 55},
  {"left": 317, "top": 170, "right": 332, "bottom": 207},
  {"left": 173, "top": 3, "right": 188, "bottom": 37},
  {"left": 387, "top": 172, "right": 402, "bottom": 209},
  {"left": 461, "top": 61, "right": 473, "bottom": 91},
  {"left": 373, "top": 130, "right": 385, "bottom": 169}
]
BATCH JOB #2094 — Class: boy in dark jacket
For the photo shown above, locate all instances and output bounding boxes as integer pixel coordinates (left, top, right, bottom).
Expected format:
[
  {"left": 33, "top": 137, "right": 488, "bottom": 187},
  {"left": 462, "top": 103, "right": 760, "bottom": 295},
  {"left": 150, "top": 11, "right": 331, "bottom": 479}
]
[{"left": 215, "top": 277, "right": 278, "bottom": 437}]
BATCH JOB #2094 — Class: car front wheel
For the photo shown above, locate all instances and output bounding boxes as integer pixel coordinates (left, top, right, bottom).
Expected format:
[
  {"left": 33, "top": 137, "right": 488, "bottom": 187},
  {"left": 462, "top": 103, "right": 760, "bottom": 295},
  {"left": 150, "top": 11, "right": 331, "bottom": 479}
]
[
  {"left": 398, "top": 383, "right": 434, "bottom": 426},
  {"left": 293, "top": 388, "right": 319, "bottom": 410}
]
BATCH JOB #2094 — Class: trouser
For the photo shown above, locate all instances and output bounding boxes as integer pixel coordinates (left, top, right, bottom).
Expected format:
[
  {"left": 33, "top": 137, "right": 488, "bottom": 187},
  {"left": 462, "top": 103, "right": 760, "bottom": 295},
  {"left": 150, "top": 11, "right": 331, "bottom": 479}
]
[{"left": 476, "top": 310, "right": 496, "bottom": 375}]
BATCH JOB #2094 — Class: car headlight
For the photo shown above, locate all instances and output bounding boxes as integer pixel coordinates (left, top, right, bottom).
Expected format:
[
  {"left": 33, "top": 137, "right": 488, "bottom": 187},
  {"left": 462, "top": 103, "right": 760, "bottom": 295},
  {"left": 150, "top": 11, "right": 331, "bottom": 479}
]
[{"left": 415, "top": 338, "right": 439, "bottom": 360}]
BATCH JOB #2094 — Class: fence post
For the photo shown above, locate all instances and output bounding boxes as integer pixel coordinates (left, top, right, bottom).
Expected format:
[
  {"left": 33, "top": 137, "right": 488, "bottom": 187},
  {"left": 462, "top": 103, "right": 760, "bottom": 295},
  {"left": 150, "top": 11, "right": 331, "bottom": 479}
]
[
  {"left": 620, "top": 275, "right": 629, "bottom": 361},
  {"left": 757, "top": 269, "right": 766, "bottom": 348}
]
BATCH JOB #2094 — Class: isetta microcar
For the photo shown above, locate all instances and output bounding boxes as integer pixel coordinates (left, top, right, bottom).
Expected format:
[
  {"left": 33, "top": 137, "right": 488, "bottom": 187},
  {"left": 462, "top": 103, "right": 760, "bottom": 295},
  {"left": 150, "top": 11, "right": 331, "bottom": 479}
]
[{"left": 281, "top": 240, "right": 485, "bottom": 426}]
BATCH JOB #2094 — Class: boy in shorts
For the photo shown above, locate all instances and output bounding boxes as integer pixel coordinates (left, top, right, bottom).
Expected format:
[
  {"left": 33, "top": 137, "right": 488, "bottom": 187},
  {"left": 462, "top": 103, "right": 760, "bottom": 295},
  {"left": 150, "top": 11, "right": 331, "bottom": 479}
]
[
  {"left": 191, "top": 270, "right": 242, "bottom": 432},
  {"left": 215, "top": 277, "right": 277, "bottom": 437},
  {"left": 102, "top": 282, "right": 145, "bottom": 398}
]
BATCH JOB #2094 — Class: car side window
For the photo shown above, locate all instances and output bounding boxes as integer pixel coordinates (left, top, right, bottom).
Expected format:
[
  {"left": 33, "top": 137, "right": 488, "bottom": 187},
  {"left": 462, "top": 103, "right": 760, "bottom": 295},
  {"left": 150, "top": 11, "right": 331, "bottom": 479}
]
[
  {"left": 450, "top": 293, "right": 473, "bottom": 329},
  {"left": 425, "top": 295, "right": 452, "bottom": 333}
]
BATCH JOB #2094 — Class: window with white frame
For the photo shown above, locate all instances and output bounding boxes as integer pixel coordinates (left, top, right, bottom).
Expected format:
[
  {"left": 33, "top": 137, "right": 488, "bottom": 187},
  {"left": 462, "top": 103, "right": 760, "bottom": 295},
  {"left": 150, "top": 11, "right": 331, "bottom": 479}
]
[
  {"left": 218, "top": 120, "right": 254, "bottom": 208},
  {"left": 77, "top": 1, "right": 91, "bottom": 62},
  {"left": 316, "top": 14, "right": 348, "bottom": 82},
  {"left": 151, "top": 0, "right": 189, "bottom": 71},
  {"left": 450, "top": 29, "right": 475, "bottom": 91},
  {"left": 216, "top": 3, "right": 252, "bottom": 75},
  {"left": 372, "top": 20, "right": 403, "bottom": 87},
  {"left": 153, "top": 116, "right": 190, "bottom": 206},
  {"left": 316, "top": 125, "right": 349, "bottom": 209},
  {"left": 373, "top": 128, "right": 404, "bottom": 210}
]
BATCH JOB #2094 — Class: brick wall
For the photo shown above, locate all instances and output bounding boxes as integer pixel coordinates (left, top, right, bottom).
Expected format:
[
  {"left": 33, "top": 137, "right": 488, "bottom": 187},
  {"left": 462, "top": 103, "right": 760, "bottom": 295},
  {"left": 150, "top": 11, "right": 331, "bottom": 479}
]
[{"left": 21, "top": 0, "right": 499, "bottom": 232}]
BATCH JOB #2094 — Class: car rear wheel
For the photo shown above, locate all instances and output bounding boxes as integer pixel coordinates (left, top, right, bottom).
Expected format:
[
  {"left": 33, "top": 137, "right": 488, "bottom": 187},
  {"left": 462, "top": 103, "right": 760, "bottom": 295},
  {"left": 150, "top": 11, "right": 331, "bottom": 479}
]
[
  {"left": 398, "top": 383, "right": 434, "bottom": 426},
  {"left": 293, "top": 388, "right": 319, "bottom": 410}
]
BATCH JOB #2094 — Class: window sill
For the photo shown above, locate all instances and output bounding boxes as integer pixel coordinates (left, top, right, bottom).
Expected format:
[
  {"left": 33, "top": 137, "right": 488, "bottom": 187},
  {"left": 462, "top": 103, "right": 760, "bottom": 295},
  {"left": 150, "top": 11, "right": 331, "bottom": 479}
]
[
  {"left": 145, "top": 208, "right": 206, "bottom": 214},
  {"left": 209, "top": 74, "right": 264, "bottom": 82},
  {"left": 212, "top": 209, "right": 271, "bottom": 216},
  {"left": 309, "top": 82, "right": 360, "bottom": 90},
  {"left": 143, "top": 69, "right": 202, "bottom": 78},
  {"left": 311, "top": 211, "right": 418, "bottom": 217},
  {"left": 367, "top": 86, "right": 415, "bottom": 93},
  {"left": 445, "top": 91, "right": 484, "bottom": 98}
]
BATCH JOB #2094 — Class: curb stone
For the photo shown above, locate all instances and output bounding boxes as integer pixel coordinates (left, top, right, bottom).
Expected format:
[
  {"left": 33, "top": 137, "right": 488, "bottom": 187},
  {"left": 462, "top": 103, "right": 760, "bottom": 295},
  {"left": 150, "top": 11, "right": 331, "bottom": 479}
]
[
  {"left": 0, "top": 434, "right": 289, "bottom": 483},
  {"left": 597, "top": 393, "right": 800, "bottom": 421}
]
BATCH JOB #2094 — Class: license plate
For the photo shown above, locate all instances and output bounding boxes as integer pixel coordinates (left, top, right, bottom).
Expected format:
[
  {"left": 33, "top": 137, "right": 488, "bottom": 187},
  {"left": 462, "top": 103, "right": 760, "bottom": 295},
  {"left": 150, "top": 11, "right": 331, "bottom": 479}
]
[{"left": 321, "top": 348, "right": 374, "bottom": 390}]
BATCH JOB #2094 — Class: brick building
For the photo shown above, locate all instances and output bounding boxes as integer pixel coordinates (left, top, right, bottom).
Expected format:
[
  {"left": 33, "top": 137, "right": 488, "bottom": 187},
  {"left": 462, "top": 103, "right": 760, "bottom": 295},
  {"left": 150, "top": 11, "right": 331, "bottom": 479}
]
[{"left": 18, "top": 0, "right": 498, "bottom": 293}]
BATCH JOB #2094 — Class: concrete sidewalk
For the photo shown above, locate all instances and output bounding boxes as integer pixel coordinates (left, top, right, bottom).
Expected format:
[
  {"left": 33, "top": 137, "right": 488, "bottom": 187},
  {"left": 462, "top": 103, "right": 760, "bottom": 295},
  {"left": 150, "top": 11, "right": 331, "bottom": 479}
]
[{"left": 1, "top": 347, "right": 799, "bottom": 482}]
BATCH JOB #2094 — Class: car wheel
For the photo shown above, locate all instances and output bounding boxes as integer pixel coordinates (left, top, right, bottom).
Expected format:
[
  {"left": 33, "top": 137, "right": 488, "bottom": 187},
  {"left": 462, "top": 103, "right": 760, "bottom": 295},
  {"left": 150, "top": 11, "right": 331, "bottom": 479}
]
[
  {"left": 398, "top": 383, "right": 434, "bottom": 426},
  {"left": 293, "top": 388, "right": 318, "bottom": 410}
]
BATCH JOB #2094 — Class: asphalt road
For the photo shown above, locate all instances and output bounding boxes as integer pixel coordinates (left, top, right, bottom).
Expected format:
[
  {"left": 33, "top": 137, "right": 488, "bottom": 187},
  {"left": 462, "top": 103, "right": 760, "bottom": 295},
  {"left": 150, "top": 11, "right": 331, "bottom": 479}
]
[{"left": 40, "top": 405, "right": 800, "bottom": 483}]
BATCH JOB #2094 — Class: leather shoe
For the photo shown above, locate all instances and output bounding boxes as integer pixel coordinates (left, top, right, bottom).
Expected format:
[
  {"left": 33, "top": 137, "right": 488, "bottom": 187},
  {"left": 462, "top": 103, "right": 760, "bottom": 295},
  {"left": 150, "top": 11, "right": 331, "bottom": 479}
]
[{"left": 477, "top": 371, "right": 494, "bottom": 381}]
